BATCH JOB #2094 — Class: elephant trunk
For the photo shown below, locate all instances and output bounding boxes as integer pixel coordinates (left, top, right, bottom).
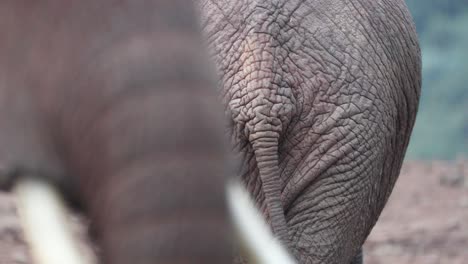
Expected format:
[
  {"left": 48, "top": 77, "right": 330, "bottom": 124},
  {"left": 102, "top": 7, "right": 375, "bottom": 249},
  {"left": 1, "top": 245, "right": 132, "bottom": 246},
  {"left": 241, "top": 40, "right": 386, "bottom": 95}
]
[
  {"left": 54, "top": 0, "right": 234, "bottom": 262},
  {"left": 88, "top": 158, "right": 232, "bottom": 264},
  {"left": 71, "top": 55, "right": 233, "bottom": 262}
]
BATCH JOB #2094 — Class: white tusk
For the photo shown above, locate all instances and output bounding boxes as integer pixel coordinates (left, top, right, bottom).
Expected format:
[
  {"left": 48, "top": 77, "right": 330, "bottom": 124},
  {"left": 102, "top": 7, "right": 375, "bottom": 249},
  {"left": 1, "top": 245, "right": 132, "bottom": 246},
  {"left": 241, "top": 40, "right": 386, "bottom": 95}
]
[
  {"left": 226, "top": 180, "right": 297, "bottom": 264},
  {"left": 14, "top": 177, "right": 91, "bottom": 264}
]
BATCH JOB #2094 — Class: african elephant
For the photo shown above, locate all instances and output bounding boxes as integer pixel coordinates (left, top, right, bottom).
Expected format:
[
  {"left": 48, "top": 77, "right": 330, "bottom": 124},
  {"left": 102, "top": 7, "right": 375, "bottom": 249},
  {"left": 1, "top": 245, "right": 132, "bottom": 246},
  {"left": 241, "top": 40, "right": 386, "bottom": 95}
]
[
  {"left": 0, "top": 0, "right": 421, "bottom": 264},
  {"left": 198, "top": 0, "right": 421, "bottom": 263},
  {"left": 0, "top": 1, "right": 234, "bottom": 263}
]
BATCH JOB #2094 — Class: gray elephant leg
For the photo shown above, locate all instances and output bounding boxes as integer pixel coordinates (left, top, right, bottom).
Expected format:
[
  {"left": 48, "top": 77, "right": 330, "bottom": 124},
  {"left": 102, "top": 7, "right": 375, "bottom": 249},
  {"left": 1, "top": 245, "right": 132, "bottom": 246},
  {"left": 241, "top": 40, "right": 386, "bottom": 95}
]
[{"left": 350, "top": 248, "right": 363, "bottom": 264}]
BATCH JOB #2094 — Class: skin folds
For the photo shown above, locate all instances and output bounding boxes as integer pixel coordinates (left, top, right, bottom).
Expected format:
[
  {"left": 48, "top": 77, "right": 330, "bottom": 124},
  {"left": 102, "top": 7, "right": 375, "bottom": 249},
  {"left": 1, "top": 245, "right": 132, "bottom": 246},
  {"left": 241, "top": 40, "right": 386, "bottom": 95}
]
[
  {"left": 198, "top": 0, "right": 421, "bottom": 263},
  {"left": 0, "top": 0, "right": 421, "bottom": 263}
]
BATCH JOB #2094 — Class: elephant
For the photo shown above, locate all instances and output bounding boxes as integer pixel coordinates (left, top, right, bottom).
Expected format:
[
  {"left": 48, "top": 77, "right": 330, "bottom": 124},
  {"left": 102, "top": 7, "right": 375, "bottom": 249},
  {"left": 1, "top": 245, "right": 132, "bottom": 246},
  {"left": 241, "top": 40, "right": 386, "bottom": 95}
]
[
  {"left": 197, "top": 0, "right": 421, "bottom": 263},
  {"left": 0, "top": 0, "right": 421, "bottom": 264},
  {"left": 0, "top": 1, "right": 235, "bottom": 263}
]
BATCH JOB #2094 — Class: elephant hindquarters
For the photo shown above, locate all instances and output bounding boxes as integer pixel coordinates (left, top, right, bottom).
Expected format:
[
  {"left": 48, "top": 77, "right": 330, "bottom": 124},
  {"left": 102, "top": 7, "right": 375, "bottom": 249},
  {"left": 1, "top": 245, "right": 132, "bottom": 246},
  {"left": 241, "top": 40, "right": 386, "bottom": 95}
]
[{"left": 225, "top": 31, "right": 299, "bottom": 246}]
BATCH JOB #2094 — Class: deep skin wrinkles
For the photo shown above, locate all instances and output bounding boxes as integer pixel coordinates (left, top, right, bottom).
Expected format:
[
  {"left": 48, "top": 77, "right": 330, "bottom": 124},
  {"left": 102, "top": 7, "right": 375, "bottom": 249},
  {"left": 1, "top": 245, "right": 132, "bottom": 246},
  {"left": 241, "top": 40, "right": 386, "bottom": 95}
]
[{"left": 199, "top": 0, "right": 420, "bottom": 263}]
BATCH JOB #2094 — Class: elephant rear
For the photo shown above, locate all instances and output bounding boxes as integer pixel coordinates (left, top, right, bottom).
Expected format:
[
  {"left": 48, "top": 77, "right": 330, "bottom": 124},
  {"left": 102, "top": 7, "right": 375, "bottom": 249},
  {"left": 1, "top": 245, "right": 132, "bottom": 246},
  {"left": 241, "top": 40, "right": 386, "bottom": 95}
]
[{"left": 199, "top": 0, "right": 421, "bottom": 263}]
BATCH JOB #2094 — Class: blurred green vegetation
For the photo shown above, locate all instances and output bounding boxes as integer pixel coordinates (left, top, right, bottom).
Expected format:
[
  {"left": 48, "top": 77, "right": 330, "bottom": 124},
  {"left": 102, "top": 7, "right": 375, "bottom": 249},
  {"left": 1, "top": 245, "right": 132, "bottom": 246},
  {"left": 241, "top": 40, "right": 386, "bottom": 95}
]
[{"left": 405, "top": 0, "right": 468, "bottom": 160}]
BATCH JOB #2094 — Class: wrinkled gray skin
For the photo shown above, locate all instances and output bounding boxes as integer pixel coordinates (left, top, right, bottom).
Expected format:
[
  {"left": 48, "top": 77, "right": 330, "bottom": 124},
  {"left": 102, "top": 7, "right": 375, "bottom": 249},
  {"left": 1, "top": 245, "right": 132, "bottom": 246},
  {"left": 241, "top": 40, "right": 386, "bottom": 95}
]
[
  {"left": 198, "top": 0, "right": 421, "bottom": 263},
  {"left": 0, "top": 0, "right": 421, "bottom": 264},
  {"left": 0, "top": 1, "right": 232, "bottom": 264}
]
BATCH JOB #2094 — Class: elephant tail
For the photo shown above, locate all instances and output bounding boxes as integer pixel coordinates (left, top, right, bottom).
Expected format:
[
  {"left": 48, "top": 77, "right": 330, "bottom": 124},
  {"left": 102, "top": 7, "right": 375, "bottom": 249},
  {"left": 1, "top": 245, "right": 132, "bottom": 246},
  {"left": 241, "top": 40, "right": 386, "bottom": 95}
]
[{"left": 249, "top": 129, "right": 290, "bottom": 245}]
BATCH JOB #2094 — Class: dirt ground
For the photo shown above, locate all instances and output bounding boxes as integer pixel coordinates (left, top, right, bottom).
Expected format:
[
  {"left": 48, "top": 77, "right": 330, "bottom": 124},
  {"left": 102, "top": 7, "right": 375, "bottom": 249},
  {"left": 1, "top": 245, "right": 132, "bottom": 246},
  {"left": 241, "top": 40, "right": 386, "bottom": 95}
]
[
  {"left": 0, "top": 160, "right": 467, "bottom": 264},
  {"left": 364, "top": 159, "right": 468, "bottom": 264}
]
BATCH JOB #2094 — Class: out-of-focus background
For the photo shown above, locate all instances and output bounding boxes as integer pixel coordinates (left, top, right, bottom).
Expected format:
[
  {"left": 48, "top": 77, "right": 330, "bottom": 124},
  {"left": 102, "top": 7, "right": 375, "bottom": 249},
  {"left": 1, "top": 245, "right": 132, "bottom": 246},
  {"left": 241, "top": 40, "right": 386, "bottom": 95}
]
[
  {"left": 404, "top": 0, "right": 468, "bottom": 160},
  {"left": 365, "top": 1, "right": 468, "bottom": 263},
  {"left": 0, "top": 0, "right": 467, "bottom": 264}
]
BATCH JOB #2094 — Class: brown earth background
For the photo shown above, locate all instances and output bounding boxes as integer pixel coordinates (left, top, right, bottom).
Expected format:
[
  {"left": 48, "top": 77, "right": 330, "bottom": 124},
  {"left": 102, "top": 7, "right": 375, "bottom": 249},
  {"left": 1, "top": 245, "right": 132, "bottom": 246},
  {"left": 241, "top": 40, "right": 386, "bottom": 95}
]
[{"left": 1, "top": 160, "right": 467, "bottom": 264}]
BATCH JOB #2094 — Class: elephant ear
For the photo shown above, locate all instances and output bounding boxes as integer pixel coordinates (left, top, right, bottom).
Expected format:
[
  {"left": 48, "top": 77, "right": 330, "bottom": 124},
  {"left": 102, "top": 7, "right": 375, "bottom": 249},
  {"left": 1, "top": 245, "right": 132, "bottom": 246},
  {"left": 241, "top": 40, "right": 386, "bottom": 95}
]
[
  {"left": 14, "top": 177, "right": 93, "bottom": 264},
  {"left": 227, "top": 180, "right": 297, "bottom": 264}
]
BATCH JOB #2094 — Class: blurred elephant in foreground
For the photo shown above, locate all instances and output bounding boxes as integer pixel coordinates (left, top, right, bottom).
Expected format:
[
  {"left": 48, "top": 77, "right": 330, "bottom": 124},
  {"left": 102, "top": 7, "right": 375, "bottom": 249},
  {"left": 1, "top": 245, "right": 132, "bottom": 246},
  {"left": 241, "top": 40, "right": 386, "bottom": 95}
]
[
  {"left": 198, "top": 0, "right": 421, "bottom": 263},
  {"left": 0, "top": 1, "right": 235, "bottom": 263}
]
